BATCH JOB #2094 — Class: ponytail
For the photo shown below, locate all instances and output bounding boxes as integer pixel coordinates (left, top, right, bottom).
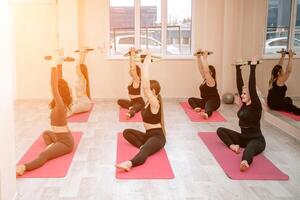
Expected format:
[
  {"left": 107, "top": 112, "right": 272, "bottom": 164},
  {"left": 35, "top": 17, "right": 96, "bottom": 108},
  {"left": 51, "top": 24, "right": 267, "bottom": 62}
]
[
  {"left": 269, "top": 65, "right": 282, "bottom": 88},
  {"left": 80, "top": 64, "right": 91, "bottom": 99},
  {"left": 158, "top": 94, "right": 166, "bottom": 136},
  {"left": 208, "top": 65, "right": 217, "bottom": 84}
]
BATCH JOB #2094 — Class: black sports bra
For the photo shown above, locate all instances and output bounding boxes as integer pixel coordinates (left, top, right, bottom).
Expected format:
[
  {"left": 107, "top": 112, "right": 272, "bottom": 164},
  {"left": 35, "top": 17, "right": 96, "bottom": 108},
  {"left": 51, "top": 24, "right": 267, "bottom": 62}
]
[
  {"left": 142, "top": 104, "right": 161, "bottom": 124},
  {"left": 128, "top": 81, "right": 141, "bottom": 95},
  {"left": 199, "top": 81, "right": 219, "bottom": 99}
]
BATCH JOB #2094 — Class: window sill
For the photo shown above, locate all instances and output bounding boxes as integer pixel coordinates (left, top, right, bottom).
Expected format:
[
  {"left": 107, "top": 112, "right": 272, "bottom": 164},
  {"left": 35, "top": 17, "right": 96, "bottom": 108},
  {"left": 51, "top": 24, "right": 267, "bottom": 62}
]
[
  {"left": 106, "top": 55, "right": 195, "bottom": 61},
  {"left": 262, "top": 54, "right": 300, "bottom": 60}
]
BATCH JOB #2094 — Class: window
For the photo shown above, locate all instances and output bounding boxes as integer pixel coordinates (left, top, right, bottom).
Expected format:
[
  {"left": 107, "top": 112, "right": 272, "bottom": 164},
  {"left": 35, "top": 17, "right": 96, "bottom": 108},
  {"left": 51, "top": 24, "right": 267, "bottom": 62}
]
[
  {"left": 294, "top": 0, "right": 300, "bottom": 52},
  {"left": 167, "top": 0, "right": 192, "bottom": 55},
  {"left": 110, "top": 0, "right": 134, "bottom": 55},
  {"left": 109, "top": 0, "right": 193, "bottom": 56},
  {"left": 265, "top": 0, "right": 300, "bottom": 55},
  {"left": 140, "top": 0, "right": 162, "bottom": 54}
]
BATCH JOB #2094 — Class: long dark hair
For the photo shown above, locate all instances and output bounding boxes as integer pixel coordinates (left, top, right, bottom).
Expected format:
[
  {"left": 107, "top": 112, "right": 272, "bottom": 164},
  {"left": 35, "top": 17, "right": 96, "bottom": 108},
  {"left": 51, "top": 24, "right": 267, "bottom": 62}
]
[
  {"left": 80, "top": 64, "right": 91, "bottom": 99},
  {"left": 150, "top": 80, "right": 166, "bottom": 135},
  {"left": 136, "top": 65, "right": 141, "bottom": 78},
  {"left": 269, "top": 64, "right": 282, "bottom": 87},
  {"left": 49, "top": 79, "right": 72, "bottom": 110},
  {"left": 209, "top": 65, "right": 216, "bottom": 82}
]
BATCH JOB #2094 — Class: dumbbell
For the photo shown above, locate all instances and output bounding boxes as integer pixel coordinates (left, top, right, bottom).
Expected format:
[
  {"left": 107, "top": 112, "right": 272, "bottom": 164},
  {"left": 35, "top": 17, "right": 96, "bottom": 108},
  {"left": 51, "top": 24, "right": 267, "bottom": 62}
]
[
  {"left": 276, "top": 49, "right": 296, "bottom": 55},
  {"left": 123, "top": 48, "right": 142, "bottom": 57},
  {"left": 193, "top": 50, "right": 213, "bottom": 56}
]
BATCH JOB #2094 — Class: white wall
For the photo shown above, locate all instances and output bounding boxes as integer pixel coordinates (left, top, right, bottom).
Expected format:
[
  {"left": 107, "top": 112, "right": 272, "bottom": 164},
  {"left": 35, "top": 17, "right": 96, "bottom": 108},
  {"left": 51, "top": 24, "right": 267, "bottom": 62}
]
[
  {"left": 13, "top": 0, "right": 300, "bottom": 99},
  {"left": 0, "top": 1, "right": 16, "bottom": 199},
  {"left": 14, "top": 1, "right": 58, "bottom": 99}
]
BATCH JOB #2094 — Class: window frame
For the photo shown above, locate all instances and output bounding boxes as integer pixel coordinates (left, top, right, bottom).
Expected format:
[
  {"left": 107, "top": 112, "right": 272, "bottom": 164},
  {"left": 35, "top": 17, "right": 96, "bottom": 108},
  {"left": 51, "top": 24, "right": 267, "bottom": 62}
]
[
  {"left": 263, "top": 0, "right": 300, "bottom": 59},
  {"left": 107, "top": 0, "right": 195, "bottom": 60}
]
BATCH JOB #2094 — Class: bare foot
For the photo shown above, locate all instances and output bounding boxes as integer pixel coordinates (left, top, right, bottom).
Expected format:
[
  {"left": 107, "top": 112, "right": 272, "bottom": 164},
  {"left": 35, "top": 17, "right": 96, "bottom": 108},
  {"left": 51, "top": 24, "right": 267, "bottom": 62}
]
[
  {"left": 115, "top": 161, "right": 132, "bottom": 172},
  {"left": 194, "top": 107, "right": 201, "bottom": 112},
  {"left": 229, "top": 144, "right": 240, "bottom": 154},
  {"left": 240, "top": 160, "right": 249, "bottom": 172},
  {"left": 125, "top": 112, "right": 131, "bottom": 120},
  {"left": 16, "top": 164, "right": 26, "bottom": 176},
  {"left": 46, "top": 143, "right": 54, "bottom": 149},
  {"left": 199, "top": 112, "right": 208, "bottom": 119}
]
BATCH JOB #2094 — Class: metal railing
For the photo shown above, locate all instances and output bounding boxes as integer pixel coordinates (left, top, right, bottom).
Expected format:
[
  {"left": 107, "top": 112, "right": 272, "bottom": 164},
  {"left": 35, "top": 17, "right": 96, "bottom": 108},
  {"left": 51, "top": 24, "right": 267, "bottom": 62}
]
[{"left": 110, "top": 25, "right": 191, "bottom": 54}]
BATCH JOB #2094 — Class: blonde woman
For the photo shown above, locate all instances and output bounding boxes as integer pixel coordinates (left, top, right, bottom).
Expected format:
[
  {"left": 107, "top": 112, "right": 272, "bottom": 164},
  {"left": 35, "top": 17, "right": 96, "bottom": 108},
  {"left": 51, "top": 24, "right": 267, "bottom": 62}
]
[
  {"left": 217, "top": 57, "right": 266, "bottom": 172},
  {"left": 70, "top": 47, "right": 93, "bottom": 114}
]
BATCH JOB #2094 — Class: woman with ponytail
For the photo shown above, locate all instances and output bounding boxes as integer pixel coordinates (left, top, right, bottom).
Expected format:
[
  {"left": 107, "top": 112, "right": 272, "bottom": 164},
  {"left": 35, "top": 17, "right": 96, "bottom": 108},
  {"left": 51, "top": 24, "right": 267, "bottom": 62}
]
[
  {"left": 188, "top": 50, "right": 220, "bottom": 119},
  {"left": 267, "top": 49, "right": 300, "bottom": 115},
  {"left": 115, "top": 52, "right": 166, "bottom": 171},
  {"left": 16, "top": 51, "right": 74, "bottom": 176},
  {"left": 117, "top": 48, "right": 145, "bottom": 119}
]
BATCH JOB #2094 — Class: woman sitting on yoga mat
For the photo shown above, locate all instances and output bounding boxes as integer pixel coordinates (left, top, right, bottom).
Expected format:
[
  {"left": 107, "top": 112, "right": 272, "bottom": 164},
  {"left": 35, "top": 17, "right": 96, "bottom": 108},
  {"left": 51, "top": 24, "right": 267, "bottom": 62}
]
[
  {"left": 267, "top": 49, "right": 300, "bottom": 115},
  {"left": 115, "top": 52, "right": 166, "bottom": 171},
  {"left": 217, "top": 57, "right": 266, "bottom": 172},
  {"left": 16, "top": 52, "right": 74, "bottom": 176},
  {"left": 117, "top": 47, "right": 145, "bottom": 119},
  {"left": 70, "top": 47, "right": 92, "bottom": 115},
  {"left": 188, "top": 50, "right": 220, "bottom": 119}
]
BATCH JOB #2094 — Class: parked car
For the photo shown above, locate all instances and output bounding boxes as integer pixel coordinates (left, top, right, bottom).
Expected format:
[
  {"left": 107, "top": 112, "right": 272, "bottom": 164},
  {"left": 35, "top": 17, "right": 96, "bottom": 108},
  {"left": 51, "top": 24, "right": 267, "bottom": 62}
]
[
  {"left": 110, "top": 35, "right": 179, "bottom": 55},
  {"left": 265, "top": 37, "right": 300, "bottom": 54}
]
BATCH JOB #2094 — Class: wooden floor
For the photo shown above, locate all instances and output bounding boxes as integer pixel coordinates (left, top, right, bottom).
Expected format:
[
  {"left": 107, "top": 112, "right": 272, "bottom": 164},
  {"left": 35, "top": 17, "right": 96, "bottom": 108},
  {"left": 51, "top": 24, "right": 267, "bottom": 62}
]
[{"left": 14, "top": 99, "right": 300, "bottom": 200}]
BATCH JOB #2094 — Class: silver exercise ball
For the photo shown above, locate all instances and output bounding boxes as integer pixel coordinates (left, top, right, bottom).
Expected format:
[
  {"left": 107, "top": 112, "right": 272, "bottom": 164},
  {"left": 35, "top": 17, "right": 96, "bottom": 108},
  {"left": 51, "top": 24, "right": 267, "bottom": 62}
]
[{"left": 222, "top": 93, "right": 234, "bottom": 104}]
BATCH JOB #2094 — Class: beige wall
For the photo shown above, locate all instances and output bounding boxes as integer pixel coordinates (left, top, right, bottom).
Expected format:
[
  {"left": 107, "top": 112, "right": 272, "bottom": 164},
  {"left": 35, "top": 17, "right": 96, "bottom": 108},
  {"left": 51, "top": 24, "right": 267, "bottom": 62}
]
[
  {"left": 13, "top": 0, "right": 300, "bottom": 99},
  {"left": 14, "top": 2, "right": 58, "bottom": 99},
  {"left": 0, "top": 1, "right": 16, "bottom": 199}
]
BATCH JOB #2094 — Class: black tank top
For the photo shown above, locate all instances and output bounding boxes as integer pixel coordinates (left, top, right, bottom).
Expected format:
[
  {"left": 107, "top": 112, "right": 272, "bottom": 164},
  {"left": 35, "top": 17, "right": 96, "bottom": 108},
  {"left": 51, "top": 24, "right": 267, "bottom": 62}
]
[
  {"left": 237, "top": 104, "right": 261, "bottom": 129},
  {"left": 267, "top": 81, "right": 287, "bottom": 103},
  {"left": 128, "top": 81, "right": 141, "bottom": 95},
  {"left": 142, "top": 104, "right": 161, "bottom": 124},
  {"left": 200, "top": 81, "right": 220, "bottom": 99}
]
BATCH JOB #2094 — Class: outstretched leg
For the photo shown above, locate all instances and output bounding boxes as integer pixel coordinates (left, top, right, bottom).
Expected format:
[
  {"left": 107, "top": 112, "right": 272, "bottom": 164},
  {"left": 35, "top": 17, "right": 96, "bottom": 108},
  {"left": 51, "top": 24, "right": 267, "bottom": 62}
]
[
  {"left": 131, "top": 134, "right": 166, "bottom": 167},
  {"left": 283, "top": 97, "right": 300, "bottom": 115},
  {"left": 241, "top": 137, "right": 266, "bottom": 171},
  {"left": 17, "top": 135, "right": 74, "bottom": 176}
]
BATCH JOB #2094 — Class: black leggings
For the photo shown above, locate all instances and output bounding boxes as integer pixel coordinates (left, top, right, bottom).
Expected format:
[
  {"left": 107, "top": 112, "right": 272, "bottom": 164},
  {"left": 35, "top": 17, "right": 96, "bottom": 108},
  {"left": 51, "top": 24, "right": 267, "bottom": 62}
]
[
  {"left": 188, "top": 97, "right": 220, "bottom": 117},
  {"left": 25, "top": 131, "right": 74, "bottom": 171},
  {"left": 216, "top": 127, "right": 266, "bottom": 165},
  {"left": 268, "top": 97, "right": 300, "bottom": 115},
  {"left": 117, "top": 97, "right": 145, "bottom": 117},
  {"left": 123, "top": 128, "right": 166, "bottom": 167}
]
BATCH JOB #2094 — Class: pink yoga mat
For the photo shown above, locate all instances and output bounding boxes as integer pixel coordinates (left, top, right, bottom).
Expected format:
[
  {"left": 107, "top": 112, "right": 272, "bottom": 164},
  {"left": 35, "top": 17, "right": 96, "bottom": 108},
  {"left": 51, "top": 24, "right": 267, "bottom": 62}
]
[
  {"left": 115, "top": 132, "right": 174, "bottom": 179},
  {"left": 17, "top": 132, "right": 82, "bottom": 178},
  {"left": 278, "top": 111, "right": 300, "bottom": 121},
  {"left": 199, "top": 132, "right": 289, "bottom": 180},
  {"left": 68, "top": 103, "right": 94, "bottom": 123},
  {"left": 119, "top": 107, "right": 142, "bottom": 122},
  {"left": 180, "top": 102, "right": 226, "bottom": 122}
]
